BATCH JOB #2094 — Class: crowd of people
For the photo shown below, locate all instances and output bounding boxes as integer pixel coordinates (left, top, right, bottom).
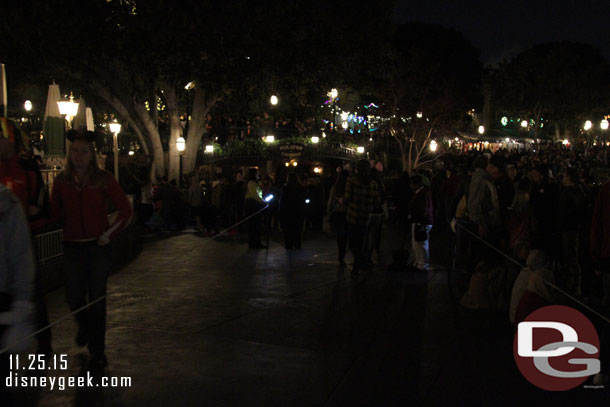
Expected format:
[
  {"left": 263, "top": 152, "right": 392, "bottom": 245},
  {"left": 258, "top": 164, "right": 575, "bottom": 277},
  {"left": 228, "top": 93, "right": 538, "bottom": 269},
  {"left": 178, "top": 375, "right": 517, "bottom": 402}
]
[
  {"left": 132, "top": 144, "right": 610, "bottom": 315},
  {"left": 2, "top": 111, "right": 610, "bottom": 399}
]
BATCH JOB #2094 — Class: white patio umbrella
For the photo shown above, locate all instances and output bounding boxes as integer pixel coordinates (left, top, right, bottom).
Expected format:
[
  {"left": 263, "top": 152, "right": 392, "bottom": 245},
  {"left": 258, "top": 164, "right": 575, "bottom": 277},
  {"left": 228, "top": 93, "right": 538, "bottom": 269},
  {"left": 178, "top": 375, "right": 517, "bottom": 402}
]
[
  {"left": 85, "top": 107, "right": 94, "bottom": 131},
  {"left": 43, "top": 82, "right": 65, "bottom": 156}
]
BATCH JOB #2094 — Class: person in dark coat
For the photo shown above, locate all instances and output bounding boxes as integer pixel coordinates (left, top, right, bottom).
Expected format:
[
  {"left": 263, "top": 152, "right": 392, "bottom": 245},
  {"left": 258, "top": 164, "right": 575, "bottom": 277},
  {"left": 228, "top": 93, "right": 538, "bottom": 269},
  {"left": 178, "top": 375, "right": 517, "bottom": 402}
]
[
  {"left": 327, "top": 170, "right": 349, "bottom": 264},
  {"left": 557, "top": 167, "right": 585, "bottom": 295},
  {"left": 408, "top": 175, "right": 434, "bottom": 271},
  {"left": 279, "top": 173, "right": 306, "bottom": 249},
  {"left": 529, "top": 164, "right": 560, "bottom": 256}
]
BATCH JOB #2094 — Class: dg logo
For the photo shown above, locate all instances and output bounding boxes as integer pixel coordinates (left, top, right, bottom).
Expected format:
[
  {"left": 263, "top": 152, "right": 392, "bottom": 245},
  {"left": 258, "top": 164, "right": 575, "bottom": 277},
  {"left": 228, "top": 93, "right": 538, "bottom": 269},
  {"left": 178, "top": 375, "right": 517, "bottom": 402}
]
[{"left": 513, "top": 305, "right": 601, "bottom": 391}]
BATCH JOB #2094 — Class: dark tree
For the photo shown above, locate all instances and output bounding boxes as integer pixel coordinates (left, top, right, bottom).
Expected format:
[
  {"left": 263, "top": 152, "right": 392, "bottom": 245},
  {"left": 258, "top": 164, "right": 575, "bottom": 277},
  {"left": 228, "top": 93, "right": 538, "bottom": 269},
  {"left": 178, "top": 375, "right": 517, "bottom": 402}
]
[
  {"left": 374, "top": 23, "right": 483, "bottom": 172},
  {"left": 488, "top": 41, "right": 610, "bottom": 141}
]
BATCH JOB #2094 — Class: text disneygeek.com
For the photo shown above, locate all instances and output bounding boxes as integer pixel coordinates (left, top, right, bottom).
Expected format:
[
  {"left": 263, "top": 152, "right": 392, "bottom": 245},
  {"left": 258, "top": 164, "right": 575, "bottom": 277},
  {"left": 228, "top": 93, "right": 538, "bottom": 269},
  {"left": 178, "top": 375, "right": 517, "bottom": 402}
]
[{"left": 6, "top": 372, "right": 132, "bottom": 391}]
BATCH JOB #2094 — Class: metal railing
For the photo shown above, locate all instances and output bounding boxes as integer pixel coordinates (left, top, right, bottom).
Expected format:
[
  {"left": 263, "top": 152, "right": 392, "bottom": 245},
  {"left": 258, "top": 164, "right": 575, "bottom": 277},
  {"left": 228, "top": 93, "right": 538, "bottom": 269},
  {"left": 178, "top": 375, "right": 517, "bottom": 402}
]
[{"left": 33, "top": 229, "right": 64, "bottom": 264}]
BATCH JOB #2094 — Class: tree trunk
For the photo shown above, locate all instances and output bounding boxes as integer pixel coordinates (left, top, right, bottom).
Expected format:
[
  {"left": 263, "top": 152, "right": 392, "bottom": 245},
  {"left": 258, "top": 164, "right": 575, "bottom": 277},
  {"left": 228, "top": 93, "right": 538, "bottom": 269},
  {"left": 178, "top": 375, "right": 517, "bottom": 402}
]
[
  {"left": 162, "top": 83, "right": 183, "bottom": 183},
  {"left": 554, "top": 126, "right": 561, "bottom": 142},
  {"left": 134, "top": 103, "right": 165, "bottom": 178},
  {"left": 90, "top": 81, "right": 150, "bottom": 156},
  {"left": 183, "top": 87, "right": 218, "bottom": 173}
]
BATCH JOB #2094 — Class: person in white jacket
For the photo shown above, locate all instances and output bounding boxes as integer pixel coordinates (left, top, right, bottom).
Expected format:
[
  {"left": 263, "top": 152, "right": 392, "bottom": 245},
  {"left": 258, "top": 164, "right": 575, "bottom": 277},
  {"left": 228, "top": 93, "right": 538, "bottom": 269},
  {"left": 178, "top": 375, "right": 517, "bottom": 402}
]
[{"left": 0, "top": 184, "right": 36, "bottom": 404}]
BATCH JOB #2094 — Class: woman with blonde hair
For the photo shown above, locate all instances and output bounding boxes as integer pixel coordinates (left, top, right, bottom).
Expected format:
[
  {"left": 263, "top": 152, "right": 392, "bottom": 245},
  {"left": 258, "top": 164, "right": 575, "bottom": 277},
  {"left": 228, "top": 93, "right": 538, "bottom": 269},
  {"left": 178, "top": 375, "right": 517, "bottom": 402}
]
[{"left": 50, "top": 130, "right": 132, "bottom": 370}]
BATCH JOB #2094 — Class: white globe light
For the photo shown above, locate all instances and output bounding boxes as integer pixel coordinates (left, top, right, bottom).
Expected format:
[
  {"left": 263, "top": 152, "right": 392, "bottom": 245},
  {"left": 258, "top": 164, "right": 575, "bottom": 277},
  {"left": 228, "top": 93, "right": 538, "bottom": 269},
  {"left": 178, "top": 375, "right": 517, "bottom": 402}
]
[
  {"left": 329, "top": 88, "right": 338, "bottom": 99},
  {"left": 109, "top": 121, "right": 122, "bottom": 134},
  {"left": 429, "top": 140, "right": 438, "bottom": 152},
  {"left": 176, "top": 136, "right": 186, "bottom": 152},
  {"left": 357, "top": 146, "right": 365, "bottom": 154},
  {"left": 601, "top": 119, "right": 609, "bottom": 130},
  {"left": 584, "top": 120, "right": 593, "bottom": 131},
  {"left": 24, "top": 100, "right": 32, "bottom": 112},
  {"left": 521, "top": 120, "right": 528, "bottom": 128},
  {"left": 265, "top": 135, "right": 275, "bottom": 143},
  {"left": 311, "top": 136, "right": 319, "bottom": 144},
  {"left": 416, "top": 111, "right": 423, "bottom": 119},
  {"left": 478, "top": 125, "right": 485, "bottom": 134},
  {"left": 341, "top": 122, "right": 348, "bottom": 129},
  {"left": 270, "top": 95, "right": 278, "bottom": 106}
]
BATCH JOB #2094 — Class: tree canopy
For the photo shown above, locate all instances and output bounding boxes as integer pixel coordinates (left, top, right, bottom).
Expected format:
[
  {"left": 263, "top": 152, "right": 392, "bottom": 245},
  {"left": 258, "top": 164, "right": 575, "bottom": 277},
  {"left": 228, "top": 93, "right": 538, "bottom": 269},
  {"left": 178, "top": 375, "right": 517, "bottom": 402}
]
[
  {"left": 1, "top": 0, "right": 395, "bottom": 179},
  {"left": 487, "top": 41, "right": 610, "bottom": 139}
]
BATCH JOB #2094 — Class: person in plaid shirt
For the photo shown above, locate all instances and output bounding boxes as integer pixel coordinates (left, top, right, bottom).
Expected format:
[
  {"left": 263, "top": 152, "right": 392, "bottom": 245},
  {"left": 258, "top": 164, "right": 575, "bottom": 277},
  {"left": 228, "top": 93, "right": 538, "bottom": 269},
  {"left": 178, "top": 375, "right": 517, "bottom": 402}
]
[{"left": 344, "top": 159, "right": 380, "bottom": 274}]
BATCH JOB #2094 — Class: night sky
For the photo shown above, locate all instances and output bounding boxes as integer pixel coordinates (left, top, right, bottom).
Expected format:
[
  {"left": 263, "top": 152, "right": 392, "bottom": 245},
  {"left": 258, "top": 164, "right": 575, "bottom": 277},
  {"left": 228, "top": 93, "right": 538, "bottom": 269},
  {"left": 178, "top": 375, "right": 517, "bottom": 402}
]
[{"left": 393, "top": 0, "right": 610, "bottom": 64}]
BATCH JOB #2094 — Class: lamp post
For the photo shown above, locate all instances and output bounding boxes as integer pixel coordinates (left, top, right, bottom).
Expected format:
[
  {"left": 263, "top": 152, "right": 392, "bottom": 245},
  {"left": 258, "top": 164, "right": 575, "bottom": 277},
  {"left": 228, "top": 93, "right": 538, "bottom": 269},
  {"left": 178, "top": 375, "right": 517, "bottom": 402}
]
[
  {"left": 109, "top": 121, "right": 122, "bottom": 180},
  {"left": 329, "top": 88, "right": 338, "bottom": 132},
  {"left": 24, "top": 100, "right": 32, "bottom": 138},
  {"left": 601, "top": 119, "right": 609, "bottom": 149},
  {"left": 57, "top": 92, "right": 79, "bottom": 129},
  {"left": 176, "top": 136, "right": 186, "bottom": 187},
  {"left": 184, "top": 81, "right": 195, "bottom": 135}
]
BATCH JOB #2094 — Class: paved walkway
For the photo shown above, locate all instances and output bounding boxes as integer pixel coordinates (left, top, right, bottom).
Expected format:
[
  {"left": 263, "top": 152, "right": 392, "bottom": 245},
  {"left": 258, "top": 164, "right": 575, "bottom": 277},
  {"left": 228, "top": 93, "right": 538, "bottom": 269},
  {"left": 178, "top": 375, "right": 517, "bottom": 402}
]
[{"left": 10, "top": 226, "right": 608, "bottom": 406}]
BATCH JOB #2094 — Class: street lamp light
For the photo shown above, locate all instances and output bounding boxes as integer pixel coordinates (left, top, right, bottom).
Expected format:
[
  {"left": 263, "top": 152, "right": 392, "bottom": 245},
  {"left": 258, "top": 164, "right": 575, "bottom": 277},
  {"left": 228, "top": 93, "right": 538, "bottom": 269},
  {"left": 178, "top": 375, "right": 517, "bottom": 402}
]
[
  {"left": 601, "top": 119, "right": 609, "bottom": 149},
  {"left": 416, "top": 111, "right": 423, "bottom": 119},
  {"left": 429, "top": 140, "right": 438, "bottom": 152},
  {"left": 270, "top": 95, "right": 278, "bottom": 106},
  {"left": 357, "top": 146, "right": 365, "bottom": 154},
  {"left": 205, "top": 144, "right": 214, "bottom": 153},
  {"left": 109, "top": 120, "right": 122, "bottom": 180},
  {"left": 265, "top": 135, "right": 275, "bottom": 143},
  {"left": 478, "top": 125, "right": 485, "bottom": 134},
  {"left": 311, "top": 136, "right": 319, "bottom": 144},
  {"left": 57, "top": 92, "right": 79, "bottom": 129},
  {"left": 520, "top": 120, "right": 528, "bottom": 128},
  {"left": 176, "top": 136, "right": 186, "bottom": 187},
  {"left": 584, "top": 120, "right": 593, "bottom": 131},
  {"left": 24, "top": 100, "right": 32, "bottom": 112}
]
